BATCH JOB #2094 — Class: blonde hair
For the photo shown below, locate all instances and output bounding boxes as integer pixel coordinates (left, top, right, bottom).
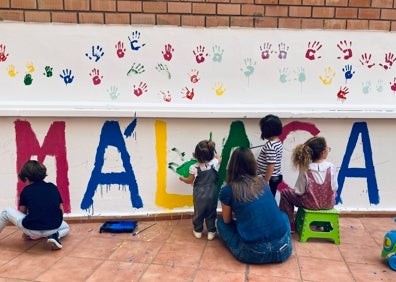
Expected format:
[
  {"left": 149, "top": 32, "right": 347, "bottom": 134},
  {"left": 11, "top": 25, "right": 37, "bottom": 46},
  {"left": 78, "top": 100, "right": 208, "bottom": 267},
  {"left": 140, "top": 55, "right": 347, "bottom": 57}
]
[{"left": 292, "top": 136, "right": 327, "bottom": 172}]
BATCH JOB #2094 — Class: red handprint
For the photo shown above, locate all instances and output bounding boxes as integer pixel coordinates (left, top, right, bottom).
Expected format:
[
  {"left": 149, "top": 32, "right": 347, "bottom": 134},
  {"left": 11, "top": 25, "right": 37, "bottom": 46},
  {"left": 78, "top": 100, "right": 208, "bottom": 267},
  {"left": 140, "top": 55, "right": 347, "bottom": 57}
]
[
  {"left": 193, "top": 45, "right": 208, "bottom": 64},
  {"left": 115, "top": 41, "right": 126, "bottom": 58},
  {"left": 336, "top": 40, "right": 353, "bottom": 60},
  {"left": 89, "top": 68, "right": 103, "bottom": 85},
  {"left": 188, "top": 69, "right": 200, "bottom": 83},
  {"left": 359, "top": 53, "right": 375, "bottom": 69},
  {"left": 181, "top": 87, "right": 194, "bottom": 100},
  {"left": 160, "top": 90, "right": 172, "bottom": 102},
  {"left": 390, "top": 77, "right": 396, "bottom": 92},
  {"left": 162, "top": 44, "right": 174, "bottom": 61},
  {"left": 379, "top": 52, "right": 396, "bottom": 70},
  {"left": 337, "top": 86, "right": 349, "bottom": 101},
  {"left": 260, "top": 42, "right": 272, "bottom": 60},
  {"left": 133, "top": 82, "right": 148, "bottom": 97},
  {"left": 0, "top": 44, "right": 9, "bottom": 62},
  {"left": 305, "top": 41, "right": 322, "bottom": 61}
]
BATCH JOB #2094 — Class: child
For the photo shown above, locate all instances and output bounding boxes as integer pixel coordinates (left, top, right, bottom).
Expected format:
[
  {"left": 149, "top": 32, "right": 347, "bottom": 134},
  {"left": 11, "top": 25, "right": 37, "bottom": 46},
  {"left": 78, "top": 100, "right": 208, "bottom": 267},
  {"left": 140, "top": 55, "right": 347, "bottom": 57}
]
[
  {"left": 0, "top": 160, "right": 70, "bottom": 250},
  {"left": 179, "top": 140, "right": 221, "bottom": 240},
  {"left": 217, "top": 147, "right": 292, "bottom": 264},
  {"left": 279, "top": 136, "right": 337, "bottom": 232},
  {"left": 256, "top": 114, "right": 283, "bottom": 197}
]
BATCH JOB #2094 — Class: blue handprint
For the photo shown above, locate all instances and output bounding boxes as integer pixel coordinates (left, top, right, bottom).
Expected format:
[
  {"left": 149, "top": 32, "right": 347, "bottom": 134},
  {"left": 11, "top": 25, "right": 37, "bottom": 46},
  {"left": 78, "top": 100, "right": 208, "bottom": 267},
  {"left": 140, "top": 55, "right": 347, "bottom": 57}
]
[
  {"left": 342, "top": 64, "right": 355, "bottom": 83},
  {"left": 59, "top": 69, "right": 74, "bottom": 85},
  {"left": 128, "top": 30, "right": 146, "bottom": 51},
  {"left": 85, "top": 45, "right": 104, "bottom": 62}
]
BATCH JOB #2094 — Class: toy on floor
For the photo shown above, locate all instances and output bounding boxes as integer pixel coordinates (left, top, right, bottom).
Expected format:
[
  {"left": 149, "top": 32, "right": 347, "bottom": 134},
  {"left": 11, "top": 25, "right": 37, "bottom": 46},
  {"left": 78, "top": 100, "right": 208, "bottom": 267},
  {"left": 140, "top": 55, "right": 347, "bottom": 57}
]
[{"left": 381, "top": 218, "right": 396, "bottom": 271}]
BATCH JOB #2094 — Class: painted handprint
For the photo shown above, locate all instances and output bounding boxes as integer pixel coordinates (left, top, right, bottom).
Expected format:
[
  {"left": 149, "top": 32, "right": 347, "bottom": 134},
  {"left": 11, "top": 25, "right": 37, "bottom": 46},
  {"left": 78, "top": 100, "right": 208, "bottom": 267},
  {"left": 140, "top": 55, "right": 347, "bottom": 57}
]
[
  {"left": 361, "top": 81, "right": 371, "bottom": 94},
  {"left": 159, "top": 90, "right": 172, "bottom": 102},
  {"left": 181, "top": 87, "right": 194, "bottom": 100},
  {"left": 156, "top": 63, "right": 171, "bottom": 79},
  {"left": 337, "top": 86, "right": 349, "bottom": 101},
  {"left": 43, "top": 66, "right": 53, "bottom": 77},
  {"left": 26, "top": 62, "right": 35, "bottom": 73},
  {"left": 212, "top": 45, "right": 224, "bottom": 63},
  {"left": 294, "top": 67, "right": 306, "bottom": 84},
  {"left": 89, "top": 68, "right": 103, "bottom": 85},
  {"left": 107, "top": 85, "right": 120, "bottom": 100},
  {"left": 188, "top": 69, "right": 200, "bottom": 83},
  {"left": 342, "top": 64, "right": 355, "bottom": 82},
  {"left": 277, "top": 42, "right": 289, "bottom": 59},
  {"left": 305, "top": 41, "right": 322, "bottom": 60},
  {"left": 115, "top": 41, "right": 126, "bottom": 58},
  {"left": 279, "top": 68, "right": 290, "bottom": 84},
  {"left": 162, "top": 44, "right": 174, "bottom": 61},
  {"left": 212, "top": 82, "right": 226, "bottom": 96},
  {"left": 336, "top": 40, "right": 353, "bottom": 60},
  {"left": 379, "top": 52, "right": 396, "bottom": 70},
  {"left": 0, "top": 44, "right": 9, "bottom": 62},
  {"left": 133, "top": 81, "right": 148, "bottom": 97},
  {"left": 241, "top": 58, "right": 256, "bottom": 78},
  {"left": 376, "top": 80, "right": 384, "bottom": 93},
  {"left": 23, "top": 74, "right": 33, "bottom": 86},
  {"left": 85, "top": 45, "right": 104, "bottom": 62},
  {"left": 127, "top": 63, "right": 145, "bottom": 76},
  {"left": 59, "top": 69, "right": 74, "bottom": 85},
  {"left": 359, "top": 53, "right": 375, "bottom": 69},
  {"left": 128, "top": 30, "right": 146, "bottom": 51},
  {"left": 319, "top": 66, "right": 336, "bottom": 85},
  {"left": 390, "top": 77, "right": 396, "bottom": 93},
  {"left": 7, "top": 65, "right": 18, "bottom": 77},
  {"left": 193, "top": 45, "right": 208, "bottom": 64},
  {"left": 260, "top": 42, "right": 272, "bottom": 60}
]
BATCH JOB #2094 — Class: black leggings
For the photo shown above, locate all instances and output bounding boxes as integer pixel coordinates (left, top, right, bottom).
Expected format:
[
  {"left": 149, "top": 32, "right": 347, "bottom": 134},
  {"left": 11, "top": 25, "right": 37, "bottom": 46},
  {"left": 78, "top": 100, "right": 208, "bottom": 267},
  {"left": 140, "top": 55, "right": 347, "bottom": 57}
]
[{"left": 269, "top": 175, "right": 283, "bottom": 197}]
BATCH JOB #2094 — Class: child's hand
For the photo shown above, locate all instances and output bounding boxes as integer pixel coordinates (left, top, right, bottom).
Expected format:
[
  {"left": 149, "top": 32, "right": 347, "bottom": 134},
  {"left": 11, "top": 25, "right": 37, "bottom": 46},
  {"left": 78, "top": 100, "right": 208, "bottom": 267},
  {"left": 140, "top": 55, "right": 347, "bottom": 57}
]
[{"left": 215, "top": 154, "right": 222, "bottom": 163}]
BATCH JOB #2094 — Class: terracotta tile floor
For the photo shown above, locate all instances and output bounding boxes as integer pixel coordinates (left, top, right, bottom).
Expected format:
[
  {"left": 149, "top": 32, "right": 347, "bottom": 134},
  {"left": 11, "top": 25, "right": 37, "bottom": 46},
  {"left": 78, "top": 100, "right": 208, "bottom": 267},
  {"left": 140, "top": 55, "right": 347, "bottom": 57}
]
[{"left": 0, "top": 216, "right": 395, "bottom": 281}]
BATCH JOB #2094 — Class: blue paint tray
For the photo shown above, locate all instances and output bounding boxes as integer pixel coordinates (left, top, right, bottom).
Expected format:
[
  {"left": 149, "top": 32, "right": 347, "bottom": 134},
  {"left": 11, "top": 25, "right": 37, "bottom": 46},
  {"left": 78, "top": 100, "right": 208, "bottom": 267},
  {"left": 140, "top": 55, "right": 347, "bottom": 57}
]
[{"left": 99, "top": 220, "right": 137, "bottom": 233}]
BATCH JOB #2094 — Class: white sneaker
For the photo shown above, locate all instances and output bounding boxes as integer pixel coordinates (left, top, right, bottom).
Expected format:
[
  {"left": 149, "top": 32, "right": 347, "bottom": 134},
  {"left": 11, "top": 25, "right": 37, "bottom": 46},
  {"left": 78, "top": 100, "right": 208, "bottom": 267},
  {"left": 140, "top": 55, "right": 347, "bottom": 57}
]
[
  {"left": 207, "top": 232, "right": 217, "bottom": 241},
  {"left": 193, "top": 230, "right": 202, "bottom": 239}
]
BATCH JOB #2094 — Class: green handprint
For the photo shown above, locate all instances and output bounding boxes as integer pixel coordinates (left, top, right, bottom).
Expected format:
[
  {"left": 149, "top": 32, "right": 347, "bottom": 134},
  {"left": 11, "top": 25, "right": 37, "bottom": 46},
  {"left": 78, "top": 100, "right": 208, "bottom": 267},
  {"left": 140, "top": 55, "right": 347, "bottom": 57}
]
[
  {"left": 23, "top": 73, "right": 33, "bottom": 85},
  {"left": 43, "top": 66, "right": 53, "bottom": 77}
]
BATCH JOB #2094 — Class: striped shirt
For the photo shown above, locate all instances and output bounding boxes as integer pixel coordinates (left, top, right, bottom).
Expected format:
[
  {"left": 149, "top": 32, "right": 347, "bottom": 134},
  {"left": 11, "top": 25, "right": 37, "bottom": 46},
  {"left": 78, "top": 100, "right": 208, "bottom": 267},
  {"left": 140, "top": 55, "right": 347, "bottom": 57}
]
[{"left": 256, "top": 140, "right": 283, "bottom": 177}]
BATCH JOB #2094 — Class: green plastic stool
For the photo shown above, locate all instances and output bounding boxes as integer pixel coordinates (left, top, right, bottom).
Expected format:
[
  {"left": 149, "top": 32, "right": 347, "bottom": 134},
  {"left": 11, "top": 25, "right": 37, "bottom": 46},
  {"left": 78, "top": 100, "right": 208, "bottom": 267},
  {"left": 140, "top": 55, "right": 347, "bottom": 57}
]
[{"left": 295, "top": 207, "right": 340, "bottom": 245}]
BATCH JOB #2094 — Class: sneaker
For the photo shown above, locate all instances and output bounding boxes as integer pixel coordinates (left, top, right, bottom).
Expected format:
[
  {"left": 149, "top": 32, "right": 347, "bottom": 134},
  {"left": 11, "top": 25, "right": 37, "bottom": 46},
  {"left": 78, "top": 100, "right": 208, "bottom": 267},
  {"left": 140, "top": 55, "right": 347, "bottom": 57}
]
[
  {"left": 47, "top": 232, "right": 62, "bottom": 250},
  {"left": 207, "top": 232, "right": 217, "bottom": 241},
  {"left": 193, "top": 230, "right": 202, "bottom": 239}
]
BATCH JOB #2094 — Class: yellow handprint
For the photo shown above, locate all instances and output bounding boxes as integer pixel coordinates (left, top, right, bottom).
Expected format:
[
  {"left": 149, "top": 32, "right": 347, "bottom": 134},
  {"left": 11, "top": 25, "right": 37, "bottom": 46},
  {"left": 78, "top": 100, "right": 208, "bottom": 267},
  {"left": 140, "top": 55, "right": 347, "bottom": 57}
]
[
  {"left": 319, "top": 66, "right": 336, "bottom": 85},
  {"left": 212, "top": 82, "right": 226, "bottom": 96},
  {"left": 7, "top": 64, "right": 19, "bottom": 77},
  {"left": 26, "top": 61, "right": 35, "bottom": 73}
]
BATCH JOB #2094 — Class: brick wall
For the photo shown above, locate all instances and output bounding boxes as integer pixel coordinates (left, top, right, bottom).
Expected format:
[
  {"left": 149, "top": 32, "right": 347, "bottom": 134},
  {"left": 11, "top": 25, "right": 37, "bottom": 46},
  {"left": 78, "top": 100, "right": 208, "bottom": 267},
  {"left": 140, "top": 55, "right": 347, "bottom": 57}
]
[{"left": 0, "top": 0, "right": 395, "bottom": 31}]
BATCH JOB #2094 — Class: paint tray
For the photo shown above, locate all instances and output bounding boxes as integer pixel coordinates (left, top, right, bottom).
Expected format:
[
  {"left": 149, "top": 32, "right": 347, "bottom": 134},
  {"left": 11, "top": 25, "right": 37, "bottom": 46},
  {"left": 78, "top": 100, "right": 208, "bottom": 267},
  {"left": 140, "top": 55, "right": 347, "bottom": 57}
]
[{"left": 99, "top": 220, "right": 137, "bottom": 233}]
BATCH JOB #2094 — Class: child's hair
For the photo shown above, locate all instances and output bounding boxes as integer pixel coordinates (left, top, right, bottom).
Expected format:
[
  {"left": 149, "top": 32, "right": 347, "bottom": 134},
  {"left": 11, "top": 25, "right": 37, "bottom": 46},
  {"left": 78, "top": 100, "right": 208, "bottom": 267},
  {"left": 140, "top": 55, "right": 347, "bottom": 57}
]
[
  {"left": 226, "top": 147, "right": 264, "bottom": 202},
  {"left": 18, "top": 160, "right": 47, "bottom": 182},
  {"left": 259, "top": 114, "right": 283, "bottom": 139},
  {"left": 194, "top": 140, "right": 216, "bottom": 163},
  {"left": 292, "top": 136, "right": 327, "bottom": 171}
]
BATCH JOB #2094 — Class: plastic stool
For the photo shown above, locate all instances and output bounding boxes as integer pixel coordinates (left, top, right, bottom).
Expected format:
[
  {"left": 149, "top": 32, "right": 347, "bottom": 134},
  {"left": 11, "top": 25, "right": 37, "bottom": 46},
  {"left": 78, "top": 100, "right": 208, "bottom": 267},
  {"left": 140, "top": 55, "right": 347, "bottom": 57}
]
[{"left": 295, "top": 207, "right": 340, "bottom": 245}]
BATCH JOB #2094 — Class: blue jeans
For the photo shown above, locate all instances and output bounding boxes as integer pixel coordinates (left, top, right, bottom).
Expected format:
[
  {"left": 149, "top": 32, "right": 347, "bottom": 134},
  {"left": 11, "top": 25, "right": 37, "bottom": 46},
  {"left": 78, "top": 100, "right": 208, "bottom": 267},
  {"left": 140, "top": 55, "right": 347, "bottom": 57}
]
[
  {"left": 0, "top": 208, "right": 69, "bottom": 238},
  {"left": 217, "top": 212, "right": 292, "bottom": 264}
]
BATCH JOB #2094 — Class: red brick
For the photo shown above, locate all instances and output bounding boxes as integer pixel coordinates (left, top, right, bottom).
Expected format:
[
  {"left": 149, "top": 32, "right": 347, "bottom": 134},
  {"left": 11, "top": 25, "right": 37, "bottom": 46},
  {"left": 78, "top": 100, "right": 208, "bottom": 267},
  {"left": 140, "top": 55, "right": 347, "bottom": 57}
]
[
  {"left": 325, "top": 0, "right": 348, "bottom": 6},
  {"left": 192, "top": 3, "right": 216, "bottom": 15},
  {"left": 25, "top": 11, "right": 51, "bottom": 22},
  {"left": 255, "top": 17, "right": 277, "bottom": 28},
  {"left": 336, "top": 8, "right": 358, "bottom": 18},
  {"left": 131, "top": 13, "right": 156, "bottom": 25},
  {"left": 65, "top": 0, "right": 89, "bottom": 11},
  {"left": 349, "top": 0, "right": 371, "bottom": 7},
  {"left": 279, "top": 0, "right": 301, "bottom": 4},
  {"left": 302, "top": 18, "right": 324, "bottom": 29},
  {"left": 324, "top": 19, "right": 347, "bottom": 29},
  {"left": 278, "top": 18, "right": 301, "bottom": 28},
  {"left": 206, "top": 16, "right": 230, "bottom": 27},
  {"left": 91, "top": 0, "right": 116, "bottom": 12},
  {"left": 303, "top": 0, "right": 324, "bottom": 5},
  {"left": 169, "top": 2, "right": 191, "bottom": 14},
  {"left": 359, "top": 8, "right": 380, "bottom": 19},
  {"left": 265, "top": 6, "right": 288, "bottom": 17},
  {"left": 157, "top": 14, "right": 181, "bottom": 25},
  {"left": 79, "top": 12, "right": 105, "bottom": 24},
  {"left": 255, "top": 0, "right": 278, "bottom": 4},
  {"left": 230, "top": 0, "right": 254, "bottom": 3},
  {"left": 381, "top": 9, "right": 396, "bottom": 20},
  {"left": 105, "top": 13, "right": 131, "bottom": 24},
  {"left": 0, "top": 10, "right": 24, "bottom": 21},
  {"left": 181, "top": 15, "right": 205, "bottom": 26},
  {"left": 242, "top": 4, "right": 264, "bottom": 16},
  {"left": 52, "top": 12, "right": 78, "bottom": 23},
  {"left": 371, "top": 0, "right": 393, "bottom": 8},
  {"left": 369, "top": 20, "right": 390, "bottom": 31},
  {"left": 143, "top": 1, "right": 167, "bottom": 13},
  {"left": 289, "top": 6, "right": 312, "bottom": 18},
  {"left": 11, "top": 0, "right": 36, "bottom": 9},
  {"left": 230, "top": 16, "right": 254, "bottom": 27},
  {"left": 38, "top": 0, "right": 63, "bottom": 10},
  {"left": 218, "top": 4, "right": 241, "bottom": 15},
  {"left": 391, "top": 21, "right": 396, "bottom": 31},
  {"left": 118, "top": 1, "right": 142, "bottom": 12},
  {"left": 347, "top": 19, "right": 368, "bottom": 29},
  {"left": 0, "top": 0, "right": 9, "bottom": 8},
  {"left": 312, "top": 7, "right": 335, "bottom": 18}
]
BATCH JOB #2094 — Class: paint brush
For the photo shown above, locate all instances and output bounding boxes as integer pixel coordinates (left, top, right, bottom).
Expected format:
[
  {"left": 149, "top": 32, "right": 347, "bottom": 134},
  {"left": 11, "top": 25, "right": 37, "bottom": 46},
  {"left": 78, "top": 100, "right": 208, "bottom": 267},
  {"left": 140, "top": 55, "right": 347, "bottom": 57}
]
[{"left": 132, "top": 222, "right": 157, "bottom": 236}]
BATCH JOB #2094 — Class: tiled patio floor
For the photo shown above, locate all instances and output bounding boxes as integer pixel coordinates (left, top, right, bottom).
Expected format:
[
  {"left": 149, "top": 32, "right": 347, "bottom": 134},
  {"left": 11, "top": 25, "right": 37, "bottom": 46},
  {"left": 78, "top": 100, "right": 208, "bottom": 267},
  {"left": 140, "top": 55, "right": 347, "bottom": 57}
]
[{"left": 0, "top": 216, "right": 395, "bottom": 281}]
